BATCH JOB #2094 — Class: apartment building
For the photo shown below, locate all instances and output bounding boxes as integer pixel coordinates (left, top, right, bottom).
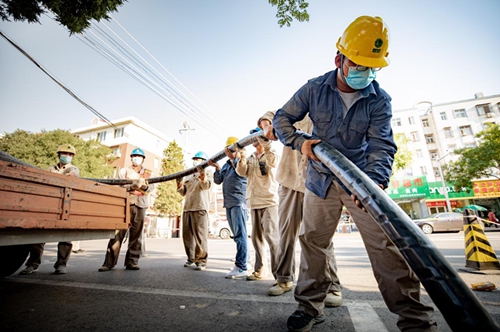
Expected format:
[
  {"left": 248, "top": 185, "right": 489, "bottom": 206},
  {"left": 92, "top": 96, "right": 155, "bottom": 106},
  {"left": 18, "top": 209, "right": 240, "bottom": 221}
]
[
  {"left": 71, "top": 116, "right": 172, "bottom": 179},
  {"left": 389, "top": 93, "right": 500, "bottom": 217}
]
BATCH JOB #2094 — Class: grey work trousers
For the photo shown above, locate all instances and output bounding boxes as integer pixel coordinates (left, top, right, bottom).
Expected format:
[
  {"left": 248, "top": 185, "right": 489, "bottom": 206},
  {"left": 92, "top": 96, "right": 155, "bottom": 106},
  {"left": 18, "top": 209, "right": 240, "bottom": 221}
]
[
  {"left": 296, "top": 183, "right": 437, "bottom": 331},
  {"left": 102, "top": 205, "right": 146, "bottom": 268},
  {"left": 250, "top": 205, "right": 279, "bottom": 279},
  {"left": 25, "top": 242, "right": 73, "bottom": 269},
  {"left": 275, "top": 185, "right": 340, "bottom": 290},
  {"left": 182, "top": 210, "right": 209, "bottom": 265}
]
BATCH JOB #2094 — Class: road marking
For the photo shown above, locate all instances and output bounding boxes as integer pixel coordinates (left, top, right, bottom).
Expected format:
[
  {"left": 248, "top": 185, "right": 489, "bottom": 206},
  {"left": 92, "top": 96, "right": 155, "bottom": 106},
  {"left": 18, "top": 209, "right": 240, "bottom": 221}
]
[{"left": 347, "top": 303, "right": 389, "bottom": 332}]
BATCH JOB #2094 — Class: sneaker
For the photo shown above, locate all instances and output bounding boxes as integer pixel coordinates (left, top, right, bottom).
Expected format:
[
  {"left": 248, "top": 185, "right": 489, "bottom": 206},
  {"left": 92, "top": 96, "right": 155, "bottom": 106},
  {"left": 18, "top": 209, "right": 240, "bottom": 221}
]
[
  {"left": 225, "top": 266, "right": 248, "bottom": 279},
  {"left": 287, "top": 310, "right": 325, "bottom": 332},
  {"left": 246, "top": 271, "right": 262, "bottom": 281},
  {"left": 196, "top": 264, "right": 206, "bottom": 271},
  {"left": 268, "top": 281, "right": 294, "bottom": 296},
  {"left": 53, "top": 265, "right": 67, "bottom": 274},
  {"left": 98, "top": 266, "right": 112, "bottom": 272},
  {"left": 324, "top": 291, "right": 342, "bottom": 307},
  {"left": 72, "top": 249, "right": 85, "bottom": 254},
  {"left": 125, "top": 264, "right": 140, "bottom": 270},
  {"left": 19, "top": 265, "right": 38, "bottom": 275},
  {"left": 184, "top": 261, "right": 195, "bottom": 267}
]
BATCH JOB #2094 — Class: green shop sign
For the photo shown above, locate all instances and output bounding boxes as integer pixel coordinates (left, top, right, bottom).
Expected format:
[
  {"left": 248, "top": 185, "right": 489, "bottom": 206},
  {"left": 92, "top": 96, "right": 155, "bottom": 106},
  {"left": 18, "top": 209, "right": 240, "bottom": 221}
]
[
  {"left": 427, "top": 181, "right": 474, "bottom": 199},
  {"left": 386, "top": 176, "right": 429, "bottom": 199}
]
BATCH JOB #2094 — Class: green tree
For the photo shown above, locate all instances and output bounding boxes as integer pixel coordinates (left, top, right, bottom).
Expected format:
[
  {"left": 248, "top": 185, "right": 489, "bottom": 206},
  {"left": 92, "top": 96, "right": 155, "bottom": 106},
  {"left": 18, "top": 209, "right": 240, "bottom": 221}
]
[
  {"left": 268, "top": 0, "right": 309, "bottom": 27},
  {"left": 444, "top": 123, "right": 500, "bottom": 190},
  {"left": 392, "top": 133, "right": 413, "bottom": 174},
  {"left": 0, "top": 0, "right": 126, "bottom": 34},
  {"left": 0, "top": 128, "right": 115, "bottom": 178},
  {"left": 153, "top": 141, "right": 185, "bottom": 217}
]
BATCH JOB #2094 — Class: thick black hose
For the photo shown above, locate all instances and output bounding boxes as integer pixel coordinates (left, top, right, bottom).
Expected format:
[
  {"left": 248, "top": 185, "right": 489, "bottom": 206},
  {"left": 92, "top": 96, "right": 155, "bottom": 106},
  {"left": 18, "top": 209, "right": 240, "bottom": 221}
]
[
  {"left": 83, "top": 132, "right": 264, "bottom": 185},
  {"left": 313, "top": 140, "right": 500, "bottom": 331}
]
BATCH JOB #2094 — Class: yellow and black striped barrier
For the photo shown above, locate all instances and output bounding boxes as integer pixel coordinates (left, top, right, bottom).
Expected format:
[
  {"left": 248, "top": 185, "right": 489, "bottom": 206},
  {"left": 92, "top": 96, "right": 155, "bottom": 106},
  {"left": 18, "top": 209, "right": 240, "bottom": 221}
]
[{"left": 462, "top": 209, "right": 500, "bottom": 272}]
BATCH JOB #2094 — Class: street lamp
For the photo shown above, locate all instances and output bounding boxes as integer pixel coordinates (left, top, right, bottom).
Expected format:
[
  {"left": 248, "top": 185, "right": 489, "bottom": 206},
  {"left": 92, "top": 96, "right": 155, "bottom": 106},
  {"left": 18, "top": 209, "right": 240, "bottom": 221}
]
[{"left": 436, "top": 152, "right": 452, "bottom": 212}]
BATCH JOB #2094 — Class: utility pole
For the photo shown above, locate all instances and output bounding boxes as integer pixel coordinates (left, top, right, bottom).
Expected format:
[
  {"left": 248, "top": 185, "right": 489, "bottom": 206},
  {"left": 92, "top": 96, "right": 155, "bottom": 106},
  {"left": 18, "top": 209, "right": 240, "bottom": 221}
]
[
  {"left": 179, "top": 121, "right": 195, "bottom": 164},
  {"left": 436, "top": 152, "right": 452, "bottom": 212}
]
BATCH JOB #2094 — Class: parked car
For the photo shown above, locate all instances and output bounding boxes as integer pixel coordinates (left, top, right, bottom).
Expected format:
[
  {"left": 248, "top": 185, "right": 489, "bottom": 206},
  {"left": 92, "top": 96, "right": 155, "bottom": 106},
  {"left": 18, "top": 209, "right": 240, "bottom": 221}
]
[
  {"left": 209, "top": 215, "right": 252, "bottom": 239},
  {"left": 413, "top": 212, "right": 464, "bottom": 234}
]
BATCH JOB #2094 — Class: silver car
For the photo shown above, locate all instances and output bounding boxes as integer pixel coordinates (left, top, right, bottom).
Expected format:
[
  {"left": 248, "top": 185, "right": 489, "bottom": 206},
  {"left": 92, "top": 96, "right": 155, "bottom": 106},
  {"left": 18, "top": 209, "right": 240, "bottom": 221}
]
[{"left": 413, "top": 212, "right": 464, "bottom": 234}]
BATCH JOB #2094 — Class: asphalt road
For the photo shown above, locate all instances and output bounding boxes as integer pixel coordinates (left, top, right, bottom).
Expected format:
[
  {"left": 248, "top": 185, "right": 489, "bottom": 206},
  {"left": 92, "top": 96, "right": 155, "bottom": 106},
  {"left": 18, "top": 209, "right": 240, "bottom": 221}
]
[{"left": 1, "top": 230, "right": 500, "bottom": 332}]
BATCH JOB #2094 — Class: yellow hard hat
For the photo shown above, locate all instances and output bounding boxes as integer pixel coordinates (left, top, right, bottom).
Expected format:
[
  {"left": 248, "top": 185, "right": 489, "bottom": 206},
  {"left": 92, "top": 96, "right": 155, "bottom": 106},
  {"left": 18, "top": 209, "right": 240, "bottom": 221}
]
[
  {"left": 336, "top": 16, "right": 390, "bottom": 68},
  {"left": 57, "top": 144, "right": 76, "bottom": 155},
  {"left": 226, "top": 136, "right": 239, "bottom": 147}
]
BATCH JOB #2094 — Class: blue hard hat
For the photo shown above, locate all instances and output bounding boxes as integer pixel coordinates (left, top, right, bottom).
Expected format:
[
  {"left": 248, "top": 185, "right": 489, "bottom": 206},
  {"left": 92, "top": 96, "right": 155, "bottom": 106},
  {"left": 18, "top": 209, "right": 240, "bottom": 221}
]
[
  {"left": 131, "top": 147, "right": 146, "bottom": 158},
  {"left": 250, "top": 127, "right": 262, "bottom": 134},
  {"left": 193, "top": 151, "right": 208, "bottom": 160}
]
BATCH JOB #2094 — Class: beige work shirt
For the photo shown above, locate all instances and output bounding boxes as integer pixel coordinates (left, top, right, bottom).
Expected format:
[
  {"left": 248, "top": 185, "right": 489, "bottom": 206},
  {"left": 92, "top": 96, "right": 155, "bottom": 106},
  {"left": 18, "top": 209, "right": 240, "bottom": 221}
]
[
  {"left": 177, "top": 171, "right": 212, "bottom": 212},
  {"left": 120, "top": 166, "right": 153, "bottom": 208}
]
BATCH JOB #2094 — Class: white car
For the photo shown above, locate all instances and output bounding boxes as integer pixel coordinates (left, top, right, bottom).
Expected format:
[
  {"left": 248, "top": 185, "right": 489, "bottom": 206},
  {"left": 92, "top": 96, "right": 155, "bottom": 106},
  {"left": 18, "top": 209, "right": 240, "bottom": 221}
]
[{"left": 209, "top": 215, "right": 252, "bottom": 239}]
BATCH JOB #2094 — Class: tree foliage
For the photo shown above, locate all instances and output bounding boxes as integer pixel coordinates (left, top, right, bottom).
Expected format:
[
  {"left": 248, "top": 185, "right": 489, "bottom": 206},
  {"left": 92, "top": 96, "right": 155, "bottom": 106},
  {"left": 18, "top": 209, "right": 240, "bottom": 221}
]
[
  {"left": 392, "top": 133, "right": 413, "bottom": 175},
  {"left": 268, "top": 0, "right": 309, "bottom": 27},
  {"left": 444, "top": 123, "right": 500, "bottom": 190},
  {"left": 0, "top": 128, "right": 116, "bottom": 178},
  {"left": 153, "top": 141, "right": 185, "bottom": 217},
  {"left": 0, "top": 0, "right": 126, "bottom": 34}
]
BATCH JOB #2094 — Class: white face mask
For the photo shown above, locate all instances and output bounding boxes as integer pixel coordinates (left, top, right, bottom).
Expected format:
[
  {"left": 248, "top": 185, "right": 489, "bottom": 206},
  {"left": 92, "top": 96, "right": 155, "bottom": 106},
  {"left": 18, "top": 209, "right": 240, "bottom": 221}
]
[
  {"left": 193, "top": 160, "right": 201, "bottom": 167},
  {"left": 131, "top": 157, "right": 143, "bottom": 166}
]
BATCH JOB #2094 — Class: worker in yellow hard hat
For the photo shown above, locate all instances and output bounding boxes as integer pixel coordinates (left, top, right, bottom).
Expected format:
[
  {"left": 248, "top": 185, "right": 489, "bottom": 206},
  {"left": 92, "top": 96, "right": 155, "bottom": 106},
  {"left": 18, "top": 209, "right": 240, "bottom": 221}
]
[
  {"left": 274, "top": 16, "right": 437, "bottom": 331},
  {"left": 208, "top": 137, "right": 251, "bottom": 278}
]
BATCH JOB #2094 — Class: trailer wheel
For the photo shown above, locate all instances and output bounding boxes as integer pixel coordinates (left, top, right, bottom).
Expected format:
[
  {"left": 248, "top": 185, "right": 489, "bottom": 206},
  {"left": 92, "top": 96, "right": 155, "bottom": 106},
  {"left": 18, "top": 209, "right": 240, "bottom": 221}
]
[{"left": 0, "top": 245, "right": 30, "bottom": 278}]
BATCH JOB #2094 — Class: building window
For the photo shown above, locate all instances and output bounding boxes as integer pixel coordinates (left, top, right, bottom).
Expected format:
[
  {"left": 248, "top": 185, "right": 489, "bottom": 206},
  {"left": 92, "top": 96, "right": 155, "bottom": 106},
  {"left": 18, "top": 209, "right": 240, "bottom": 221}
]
[
  {"left": 97, "top": 131, "right": 107, "bottom": 142},
  {"left": 422, "top": 119, "right": 429, "bottom": 127},
  {"left": 448, "top": 144, "right": 456, "bottom": 151},
  {"left": 476, "top": 104, "right": 493, "bottom": 117},
  {"left": 425, "top": 134, "right": 434, "bottom": 143},
  {"left": 408, "top": 116, "right": 415, "bottom": 125},
  {"left": 392, "top": 118, "right": 402, "bottom": 127},
  {"left": 416, "top": 149, "right": 423, "bottom": 158},
  {"left": 420, "top": 166, "right": 427, "bottom": 175},
  {"left": 459, "top": 125, "right": 473, "bottom": 136},
  {"left": 154, "top": 157, "right": 160, "bottom": 169},
  {"left": 440, "top": 112, "right": 447, "bottom": 120},
  {"left": 434, "top": 167, "right": 441, "bottom": 177},
  {"left": 112, "top": 147, "right": 121, "bottom": 157},
  {"left": 114, "top": 128, "right": 124, "bottom": 138},
  {"left": 444, "top": 127, "right": 453, "bottom": 138},
  {"left": 430, "top": 150, "right": 438, "bottom": 160},
  {"left": 411, "top": 132, "right": 419, "bottom": 142},
  {"left": 453, "top": 109, "right": 467, "bottom": 118}
]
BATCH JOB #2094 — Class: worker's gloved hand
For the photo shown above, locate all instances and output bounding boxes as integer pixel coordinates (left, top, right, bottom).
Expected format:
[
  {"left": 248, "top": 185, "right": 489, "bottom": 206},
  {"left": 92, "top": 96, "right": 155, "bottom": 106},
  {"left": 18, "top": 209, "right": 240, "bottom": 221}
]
[
  {"left": 175, "top": 176, "right": 183, "bottom": 184},
  {"left": 131, "top": 178, "right": 146, "bottom": 190},
  {"left": 140, "top": 178, "right": 148, "bottom": 190}
]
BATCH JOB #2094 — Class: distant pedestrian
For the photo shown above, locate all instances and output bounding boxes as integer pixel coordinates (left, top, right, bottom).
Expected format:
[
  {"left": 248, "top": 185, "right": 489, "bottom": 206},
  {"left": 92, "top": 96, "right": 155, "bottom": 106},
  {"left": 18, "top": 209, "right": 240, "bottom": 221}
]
[
  {"left": 208, "top": 137, "right": 250, "bottom": 279},
  {"left": 20, "top": 144, "right": 79, "bottom": 275},
  {"left": 236, "top": 128, "right": 280, "bottom": 281},
  {"left": 178, "top": 151, "right": 213, "bottom": 271},
  {"left": 99, "top": 147, "right": 152, "bottom": 272}
]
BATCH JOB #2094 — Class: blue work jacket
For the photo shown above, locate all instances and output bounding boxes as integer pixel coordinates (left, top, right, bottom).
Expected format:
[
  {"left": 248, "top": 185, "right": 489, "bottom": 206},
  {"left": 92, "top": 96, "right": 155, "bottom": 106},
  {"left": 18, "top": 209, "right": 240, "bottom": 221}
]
[
  {"left": 213, "top": 158, "right": 247, "bottom": 209},
  {"left": 274, "top": 69, "right": 397, "bottom": 199}
]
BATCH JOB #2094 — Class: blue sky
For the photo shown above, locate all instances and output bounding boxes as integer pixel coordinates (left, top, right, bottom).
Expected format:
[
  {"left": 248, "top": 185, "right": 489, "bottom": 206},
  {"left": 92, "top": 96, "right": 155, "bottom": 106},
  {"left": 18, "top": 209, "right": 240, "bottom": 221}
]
[{"left": 1, "top": 0, "right": 500, "bottom": 157}]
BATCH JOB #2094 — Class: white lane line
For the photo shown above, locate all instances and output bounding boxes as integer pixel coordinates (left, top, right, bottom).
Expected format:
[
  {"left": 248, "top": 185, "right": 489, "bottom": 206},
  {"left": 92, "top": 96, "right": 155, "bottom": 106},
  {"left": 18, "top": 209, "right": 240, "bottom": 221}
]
[{"left": 347, "top": 303, "right": 389, "bottom": 332}]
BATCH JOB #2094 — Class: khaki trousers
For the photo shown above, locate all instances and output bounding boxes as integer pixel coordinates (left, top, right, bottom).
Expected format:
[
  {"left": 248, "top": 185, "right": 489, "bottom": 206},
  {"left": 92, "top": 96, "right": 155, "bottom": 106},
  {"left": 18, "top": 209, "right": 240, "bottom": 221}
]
[
  {"left": 182, "top": 210, "right": 209, "bottom": 265},
  {"left": 276, "top": 186, "right": 340, "bottom": 289},
  {"left": 250, "top": 205, "right": 279, "bottom": 279},
  {"left": 296, "top": 182, "right": 437, "bottom": 331},
  {"left": 26, "top": 242, "right": 73, "bottom": 269},
  {"left": 103, "top": 205, "right": 146, "bottom": 267}
]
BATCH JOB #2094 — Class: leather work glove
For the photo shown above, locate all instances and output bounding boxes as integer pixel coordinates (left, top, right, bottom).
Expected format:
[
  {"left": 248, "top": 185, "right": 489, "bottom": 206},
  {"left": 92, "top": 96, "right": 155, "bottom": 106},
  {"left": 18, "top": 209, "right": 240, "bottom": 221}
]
[{"left": 131, "top": 178, "right": 146, "bottom": 190}]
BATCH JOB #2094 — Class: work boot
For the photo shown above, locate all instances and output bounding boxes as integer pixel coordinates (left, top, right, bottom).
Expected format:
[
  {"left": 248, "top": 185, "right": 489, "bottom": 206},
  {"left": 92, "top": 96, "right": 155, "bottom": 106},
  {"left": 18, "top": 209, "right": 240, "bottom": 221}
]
[
  {"left": 53, "top": 265, "right": 67, "bottom": 274},
  {"left": 184, "top": 261, "right": 195, "bottom": 267},
  {"left": 19, "top": 265, "right": 38, "bottom": 275},
  {"left": 98, "top": 266, "right": 113, "bottom": 272},
  {"left": 287, "top": 310, "right": 325, "bottom": 331},
  {"left": 246, "top": 271, "right": 263, "bottom": 281},
  {"left": 195, "top": 263, "right": 206, "bottom": 271},
  {"left": 125, "top": 264, "right": 140, "bottom": 270},
  {"left": 324, "top": 291, "right": 342, "bottom": 307},
  {"left": 268, "top": 281, "right": 294, "bottom": 296}
]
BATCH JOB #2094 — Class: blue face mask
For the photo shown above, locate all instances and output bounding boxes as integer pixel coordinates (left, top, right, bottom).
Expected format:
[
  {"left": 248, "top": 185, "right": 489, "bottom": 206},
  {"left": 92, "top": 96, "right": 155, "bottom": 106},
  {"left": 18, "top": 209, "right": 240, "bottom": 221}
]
[
  {"left": 346, "top": 67, "right": 376, "bottom": 90},
  {"left": 131, "top": 157, "right": 143, "bottom": 166},
  {"left": 59, "top": 155, "right": 72, "bottom": 165}
]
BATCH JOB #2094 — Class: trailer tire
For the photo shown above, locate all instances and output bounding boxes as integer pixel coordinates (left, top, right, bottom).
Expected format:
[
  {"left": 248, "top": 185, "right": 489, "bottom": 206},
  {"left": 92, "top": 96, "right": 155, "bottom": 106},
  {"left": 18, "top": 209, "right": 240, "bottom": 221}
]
[{"left": 0, "top": 245, "right": 30, "bottom": 278}]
